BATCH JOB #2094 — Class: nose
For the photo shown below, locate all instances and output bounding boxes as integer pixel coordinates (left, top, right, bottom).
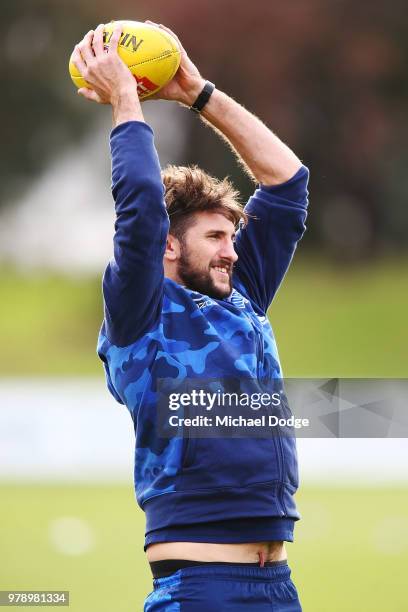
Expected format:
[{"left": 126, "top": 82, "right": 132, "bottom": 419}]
[{"left": 218, "top": 239, "right": 238, "bottom": 263}]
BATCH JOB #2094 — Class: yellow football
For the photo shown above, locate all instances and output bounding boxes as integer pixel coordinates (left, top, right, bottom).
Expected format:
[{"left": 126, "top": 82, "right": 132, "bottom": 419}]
[{"left": 69, "top": 20, "right": 181, "bottom": 100}]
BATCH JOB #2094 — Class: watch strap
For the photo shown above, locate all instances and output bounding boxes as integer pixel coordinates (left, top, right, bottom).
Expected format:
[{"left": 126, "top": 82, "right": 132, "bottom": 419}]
[{"left": 190, "top": 81, "right": 215, "bottom": 113}]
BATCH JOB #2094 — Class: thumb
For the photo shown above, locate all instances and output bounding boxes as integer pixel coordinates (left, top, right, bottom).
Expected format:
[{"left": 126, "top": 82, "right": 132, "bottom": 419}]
[{"left": 78, "top": 87, "right": 103, "bottom": 103}]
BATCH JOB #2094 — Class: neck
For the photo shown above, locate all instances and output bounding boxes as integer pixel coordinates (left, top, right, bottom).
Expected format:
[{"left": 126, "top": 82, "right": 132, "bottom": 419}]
[{"left": 164, "top": 263, "right": 182, "bottom": 285}]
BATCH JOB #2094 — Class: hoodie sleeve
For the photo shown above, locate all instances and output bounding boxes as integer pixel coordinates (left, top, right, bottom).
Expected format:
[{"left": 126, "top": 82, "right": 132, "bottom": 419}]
[
  {"left": 101, "top": 120, "right": 169, "bottom": 347},
  {"left": 233, "top": 166, "right": 309, "bottom": 314}
]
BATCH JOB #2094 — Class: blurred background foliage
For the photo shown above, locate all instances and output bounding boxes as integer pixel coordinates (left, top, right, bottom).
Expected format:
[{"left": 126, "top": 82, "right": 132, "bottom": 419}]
[
  {"left": 1, "top": 0, "right": 407, "bottom": 376},
  {"left": 2, "top": 0, "right": 408, "bottom": 257}
]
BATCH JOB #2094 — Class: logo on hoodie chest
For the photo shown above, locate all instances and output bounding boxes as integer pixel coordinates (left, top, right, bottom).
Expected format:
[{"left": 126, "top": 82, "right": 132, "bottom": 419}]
[{"left": 192, "top": 297, "right": 216, "bottom": 310}]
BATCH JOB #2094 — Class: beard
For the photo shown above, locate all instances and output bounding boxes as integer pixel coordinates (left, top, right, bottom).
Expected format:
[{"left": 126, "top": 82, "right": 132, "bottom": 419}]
[{"left": 177, "top": 245, "right": 233, "bottom": 299}]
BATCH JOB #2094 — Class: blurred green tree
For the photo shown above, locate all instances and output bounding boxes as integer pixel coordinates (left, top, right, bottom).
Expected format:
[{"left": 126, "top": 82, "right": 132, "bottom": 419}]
[{"left": 2, "top": 0, "right": 408, "bottom": 258}]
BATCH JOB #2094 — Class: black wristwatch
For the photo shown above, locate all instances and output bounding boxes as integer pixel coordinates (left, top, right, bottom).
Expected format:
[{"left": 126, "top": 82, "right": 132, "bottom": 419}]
[{"left": 190, "top": 81, "right": 215, "bottom": 113}]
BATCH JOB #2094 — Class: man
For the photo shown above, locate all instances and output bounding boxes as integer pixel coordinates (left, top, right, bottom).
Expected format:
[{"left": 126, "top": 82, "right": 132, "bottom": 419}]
[{"left": 73, "top": 20, "right": 308, "bottom": 611}]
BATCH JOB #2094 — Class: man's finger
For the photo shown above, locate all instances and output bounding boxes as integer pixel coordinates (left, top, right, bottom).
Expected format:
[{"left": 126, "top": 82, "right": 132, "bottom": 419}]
[
  {"left": 78, "top": 87, "right": 102, "bottom": 103},
  {"left": 108, "top": 23, "right": 123, "bottom": 53},
  {"left": 92, "top": 23, "right": 105, "bottom": 56},
  {"left": 72, "top": 46, "right": 87, "bottom": 76},
  {"left": 78, "top": 30, "right": 95, "bottom": 63}
]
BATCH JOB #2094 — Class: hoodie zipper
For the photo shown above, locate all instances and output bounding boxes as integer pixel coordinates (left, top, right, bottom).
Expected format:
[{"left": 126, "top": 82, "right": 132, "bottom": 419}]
[
  {"left": 236, "top": 306, "right": 286, "bottom": 516},
  {"left": 256, "top": 328, "right": 264, "bottom": 378},
  {"left": 253, "top": 314, "right": 286, "bottom": 516}
]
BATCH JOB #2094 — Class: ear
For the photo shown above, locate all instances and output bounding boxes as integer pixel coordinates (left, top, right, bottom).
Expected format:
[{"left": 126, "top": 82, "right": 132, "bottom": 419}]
[{"left": 164, "top": 234, "right": 181, "bottom": 262}]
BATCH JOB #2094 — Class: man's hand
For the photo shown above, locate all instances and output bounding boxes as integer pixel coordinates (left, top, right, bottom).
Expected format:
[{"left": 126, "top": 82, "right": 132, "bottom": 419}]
[
  {"left": 145, "top": 21, "right": 205, "bottom": 107},
  {"left": 72, "top": 23, "right": 143, "bottom": 126}
]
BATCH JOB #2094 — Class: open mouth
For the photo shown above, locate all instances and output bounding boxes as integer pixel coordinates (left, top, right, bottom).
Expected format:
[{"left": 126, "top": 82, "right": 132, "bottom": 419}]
[{"left": 212, "top": 265, "right": 230, "bottom": 279}]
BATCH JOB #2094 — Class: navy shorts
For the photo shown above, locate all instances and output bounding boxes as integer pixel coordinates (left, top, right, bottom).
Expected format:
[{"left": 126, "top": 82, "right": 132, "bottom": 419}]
[{"left": 144, "top": 562, "right": 302, "bottom": 611}]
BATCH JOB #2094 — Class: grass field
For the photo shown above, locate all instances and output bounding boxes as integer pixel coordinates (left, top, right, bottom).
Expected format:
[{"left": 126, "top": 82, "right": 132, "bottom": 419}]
[
  {"left": 1, "top": 258, "right": 407, "bottom": 610},
  {"left": 1, "top": 484, "right": 407, "bottom": 611},
  {"left": 0, "top": 256, "right": 407, "bottom": 377}
]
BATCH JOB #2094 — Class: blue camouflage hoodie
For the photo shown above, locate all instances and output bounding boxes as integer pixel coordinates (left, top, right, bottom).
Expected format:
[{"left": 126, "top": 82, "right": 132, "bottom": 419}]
[{"left": 97, "top": 121, "right": 309, "bottom": 548}]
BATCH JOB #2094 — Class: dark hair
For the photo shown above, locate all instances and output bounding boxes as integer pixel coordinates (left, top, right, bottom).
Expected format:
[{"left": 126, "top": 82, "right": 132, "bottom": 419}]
[{"left": 162, "top": 165, "right": 247, "bottom": 241}]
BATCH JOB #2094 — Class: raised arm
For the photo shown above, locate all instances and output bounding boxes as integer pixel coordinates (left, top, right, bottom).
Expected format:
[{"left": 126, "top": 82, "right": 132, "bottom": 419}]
[
  {"left": 150, "top": 22, "right": 308, "bottom": 312},
  {"left": 147, "top": 22, "right": 302, "bottom": 185},
  {"left": 72, "top": 24, "right": 169, "bottom": 346}
]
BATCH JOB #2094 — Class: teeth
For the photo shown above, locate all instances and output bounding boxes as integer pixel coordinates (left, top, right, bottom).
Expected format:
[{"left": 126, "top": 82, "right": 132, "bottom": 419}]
[{"left": 214, "top": 267, "right": 228, "bottom": 273}]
